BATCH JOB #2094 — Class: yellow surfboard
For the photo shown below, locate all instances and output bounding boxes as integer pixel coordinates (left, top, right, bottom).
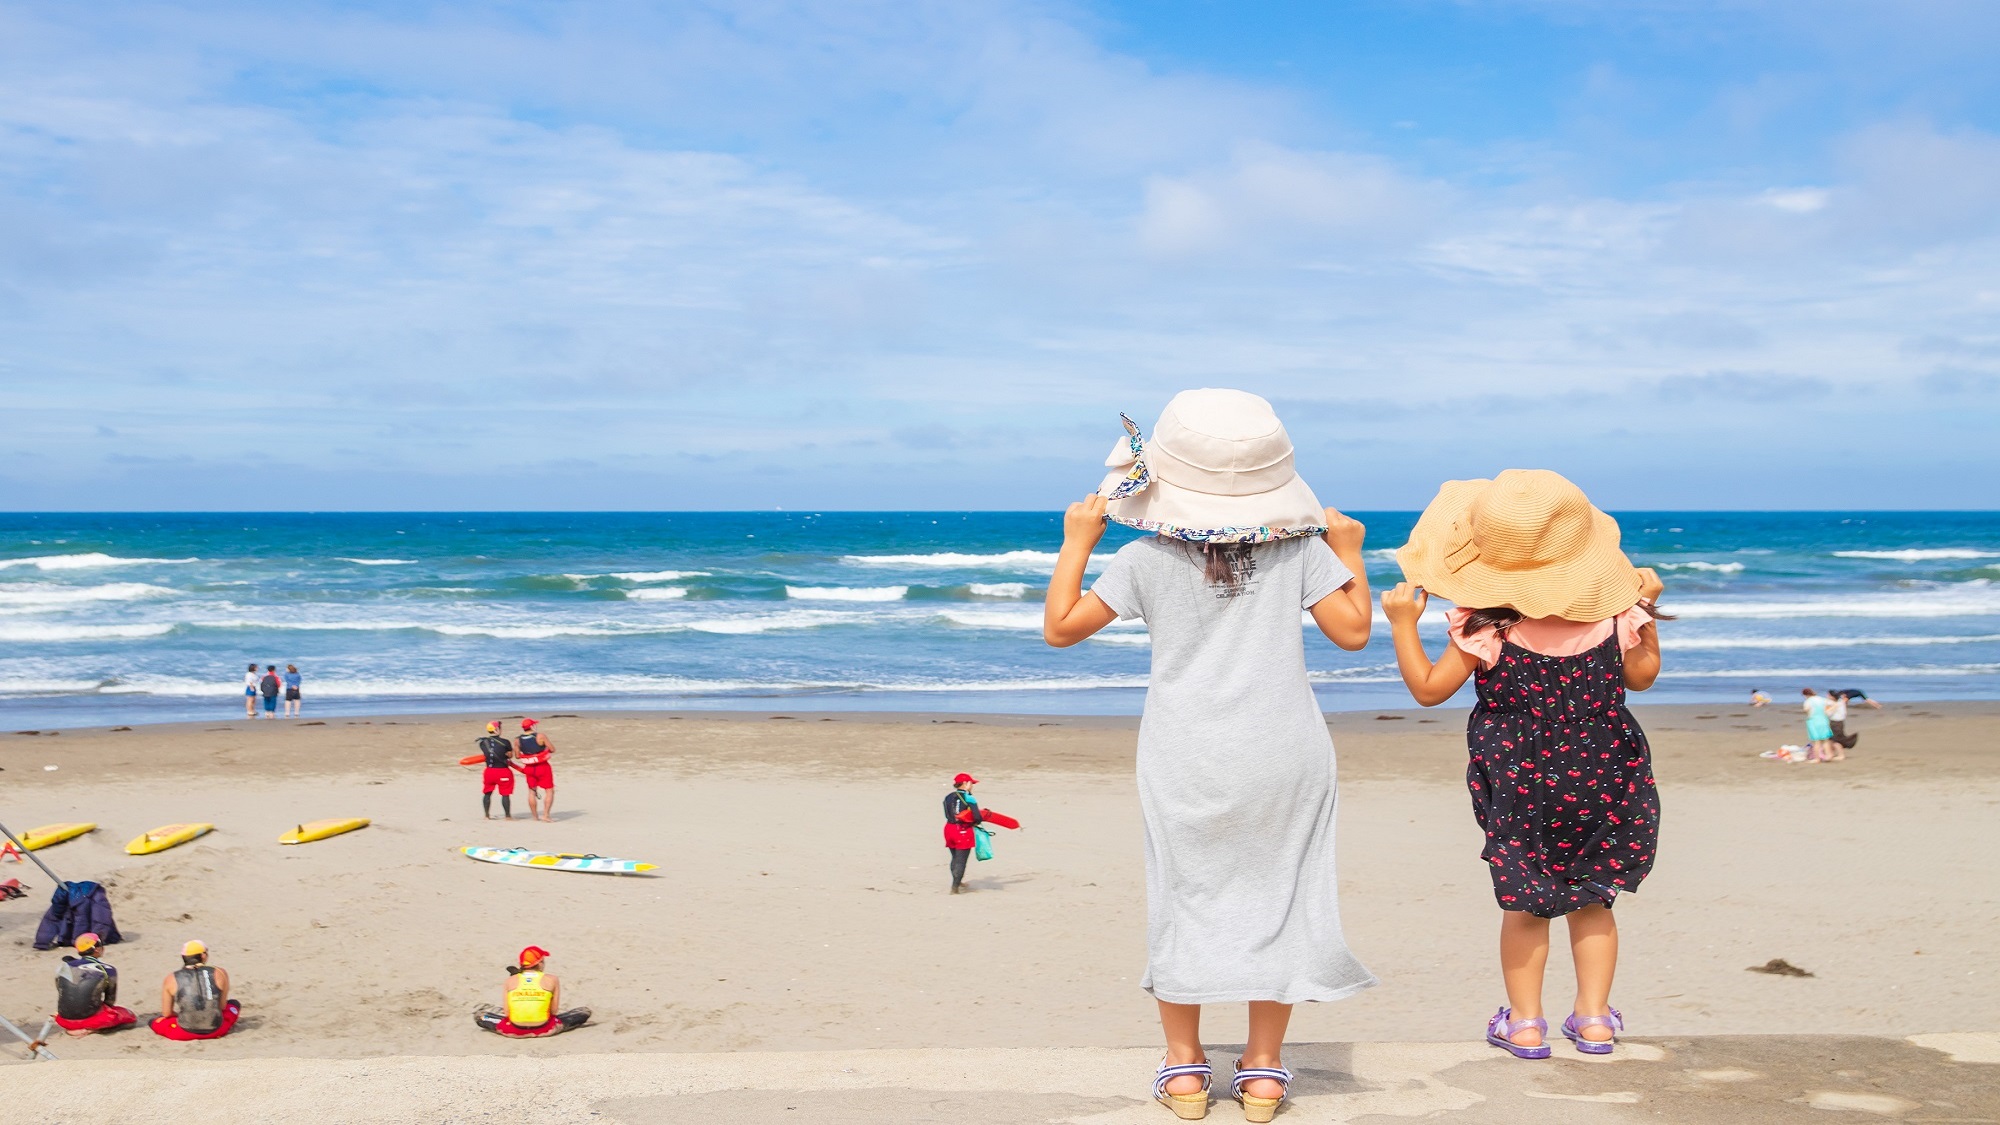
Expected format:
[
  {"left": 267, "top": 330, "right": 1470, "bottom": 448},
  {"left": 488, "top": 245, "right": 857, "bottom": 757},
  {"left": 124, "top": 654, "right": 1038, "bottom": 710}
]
[
  {"left": 125, "top": 823, "right": 213, "bottom": 855},
  {"left": 20, "top": 822, "right": 96, "bottom": 851},
  {"left": 278, "top": 818, "right": 370, "bottom": 845}
]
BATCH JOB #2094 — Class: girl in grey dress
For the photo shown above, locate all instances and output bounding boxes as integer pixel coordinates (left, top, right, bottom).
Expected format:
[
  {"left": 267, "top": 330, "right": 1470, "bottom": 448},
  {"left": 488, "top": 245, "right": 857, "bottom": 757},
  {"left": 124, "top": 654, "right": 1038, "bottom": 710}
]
[{"left": 1045, "top": 390, "right": 1377, "bottom": 1122}]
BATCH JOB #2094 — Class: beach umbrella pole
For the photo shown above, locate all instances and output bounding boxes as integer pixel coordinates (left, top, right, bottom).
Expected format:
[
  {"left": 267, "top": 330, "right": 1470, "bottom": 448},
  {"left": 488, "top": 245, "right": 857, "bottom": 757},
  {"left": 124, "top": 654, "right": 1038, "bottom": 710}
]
[
  {"left": 0, "top": 819, "right": 67, "bottom": 887},
  {"left": 0, "top": 1013, "right": 57, "bottom": 1060}
]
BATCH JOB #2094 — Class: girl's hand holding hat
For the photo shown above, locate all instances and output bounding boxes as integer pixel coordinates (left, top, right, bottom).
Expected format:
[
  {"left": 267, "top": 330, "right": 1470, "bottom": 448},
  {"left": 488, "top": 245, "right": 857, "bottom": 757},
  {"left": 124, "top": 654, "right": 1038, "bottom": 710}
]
[
  {"left": 1381, "top": 582, "right": 1428, "bottom": 627},
  {"left": 1321, "top": 508, "right": 1365, "bottom": 557},
  {"left": 1636, "top": 567, "right": 1664, "bottom": 604},
  {"left": 1064, "top": 494, "right": 1109, "bottom": 551}
]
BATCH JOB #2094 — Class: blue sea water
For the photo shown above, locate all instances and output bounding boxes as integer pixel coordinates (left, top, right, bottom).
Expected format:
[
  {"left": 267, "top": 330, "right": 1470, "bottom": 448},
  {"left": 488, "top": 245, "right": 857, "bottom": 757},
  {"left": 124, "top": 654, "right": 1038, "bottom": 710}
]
[{"left": 2, "top": 511, "right": 1997, "bottom": 727}]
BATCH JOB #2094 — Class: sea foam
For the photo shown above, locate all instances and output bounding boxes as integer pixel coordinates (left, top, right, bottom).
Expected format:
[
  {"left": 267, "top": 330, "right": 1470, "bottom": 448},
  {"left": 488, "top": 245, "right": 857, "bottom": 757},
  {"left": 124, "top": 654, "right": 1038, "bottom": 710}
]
[
  {"left": 786, "top": 585, "right": 908, "bottom": 601},
  {"left": 1833, "top": 549, "right": 2000, "bottom": 561},
  {"left": 0, "top": 553, "right": 197, "bottom": 570}
]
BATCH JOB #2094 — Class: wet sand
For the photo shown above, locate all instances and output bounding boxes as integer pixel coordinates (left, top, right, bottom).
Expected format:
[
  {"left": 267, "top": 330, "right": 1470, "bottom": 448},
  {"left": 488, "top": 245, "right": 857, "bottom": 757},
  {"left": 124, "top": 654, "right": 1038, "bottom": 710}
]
[{"left": 2, "top": 701, "right": 1995, "bottom": 1061}]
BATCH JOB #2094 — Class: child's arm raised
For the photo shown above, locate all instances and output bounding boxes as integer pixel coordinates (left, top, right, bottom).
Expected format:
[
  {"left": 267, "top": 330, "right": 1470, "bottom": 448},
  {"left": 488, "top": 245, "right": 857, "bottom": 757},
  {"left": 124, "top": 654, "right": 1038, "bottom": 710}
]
[
  {"left": 1043, "top": 494, "right": 1118, "bottom": 648},
  {"left": 1622, "top": 568, "right": 1664, "bottom": 690},
  {"left": 1307, "top": 508, "right": 1372, "bottom": 651},
  {"left": 1383, "top": 582, "right": 1478, "bottom": 706}
]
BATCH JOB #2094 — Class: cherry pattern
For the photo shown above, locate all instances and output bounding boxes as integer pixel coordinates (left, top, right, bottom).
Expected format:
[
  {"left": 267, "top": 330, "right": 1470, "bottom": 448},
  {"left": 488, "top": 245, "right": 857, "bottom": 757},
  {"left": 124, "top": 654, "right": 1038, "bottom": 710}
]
[{"left": 1466, "top": 630, "right": 1660, "bottom": 919}]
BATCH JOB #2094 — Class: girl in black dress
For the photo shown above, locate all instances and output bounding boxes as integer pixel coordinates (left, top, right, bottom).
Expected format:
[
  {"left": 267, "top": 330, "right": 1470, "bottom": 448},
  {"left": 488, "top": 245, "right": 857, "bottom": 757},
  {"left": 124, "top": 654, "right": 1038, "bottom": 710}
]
[{"left": 1382, "top": 470, "right": 1667, "bottom": 1059}]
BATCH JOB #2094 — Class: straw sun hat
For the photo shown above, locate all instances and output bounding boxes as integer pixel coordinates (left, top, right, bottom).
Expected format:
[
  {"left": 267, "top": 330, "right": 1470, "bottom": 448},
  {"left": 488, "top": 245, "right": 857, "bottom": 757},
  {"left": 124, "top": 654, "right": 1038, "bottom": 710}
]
[
  {"left": 1396, "top": 469, "right": 1645, "bottom": 621},
  {"left": 1095, "top": 389, "right": 1327, "bottom": 543}
]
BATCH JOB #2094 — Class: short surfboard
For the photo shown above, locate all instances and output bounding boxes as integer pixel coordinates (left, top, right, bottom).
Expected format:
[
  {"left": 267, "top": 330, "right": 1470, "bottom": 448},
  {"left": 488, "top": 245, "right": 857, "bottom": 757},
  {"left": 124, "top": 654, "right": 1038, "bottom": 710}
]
[
  {"left": 279, "top": 818, "right": 370, "bottom": 845},
  {"left": 20, "top": 822, "right": 96, "bottom": 851},
  {"left": 459, "top": 846, "right": 656, "bottom": 876},
  {"left": 126, "top": 823, "right": 213, "bottom": 855}
]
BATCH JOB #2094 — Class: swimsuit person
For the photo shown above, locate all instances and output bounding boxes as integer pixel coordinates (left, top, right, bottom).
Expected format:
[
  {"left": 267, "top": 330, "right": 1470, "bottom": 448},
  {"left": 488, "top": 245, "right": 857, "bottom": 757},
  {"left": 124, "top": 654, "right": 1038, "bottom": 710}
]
[
  {"left": 941, "top": 773, "right": 1020, "bottom": 894},
  {"left": 476, "top": 721, "right": 517, "bottom": 819},
  {"left": 53, "top": 933, "right": 137, "bottom": 1036},
  {"left": 1044, "top": 391, "right": 1377, "bottom": 1121},
  {"left": 1383, "top": 469, "right": 1666, "bottom": 1060},
  {"left": 474, "top": 946, "right": 591, "bottom": 1037},
  {"left": 515, "top": 717, "right": 556, "bottom": 823},
  {"left": 152, "top": 940, "right": 240, "bottom": 1040}
]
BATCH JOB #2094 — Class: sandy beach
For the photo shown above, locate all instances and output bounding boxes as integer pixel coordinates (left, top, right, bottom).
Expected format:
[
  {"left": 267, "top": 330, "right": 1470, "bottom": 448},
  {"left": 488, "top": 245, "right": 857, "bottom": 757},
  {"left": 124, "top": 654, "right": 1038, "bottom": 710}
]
[{"left": 3, "top": 700, "right": 1994, "bottom": 1066}]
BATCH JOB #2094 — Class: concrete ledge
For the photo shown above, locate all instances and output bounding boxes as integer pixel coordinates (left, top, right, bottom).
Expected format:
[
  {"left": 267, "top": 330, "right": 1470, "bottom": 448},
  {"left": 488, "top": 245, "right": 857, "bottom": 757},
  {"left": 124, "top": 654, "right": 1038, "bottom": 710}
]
[{"left": 11, "top": 1034, "right": 1999, "bottom": 1124}]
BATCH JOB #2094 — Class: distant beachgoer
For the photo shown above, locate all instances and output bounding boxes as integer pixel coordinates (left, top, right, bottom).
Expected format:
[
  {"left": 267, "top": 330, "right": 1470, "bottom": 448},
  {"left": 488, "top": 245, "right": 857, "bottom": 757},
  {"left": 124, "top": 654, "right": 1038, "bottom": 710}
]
[
  {"left": 1801, "top": 689, "right": 1835, "bottom": 762},
  {"left": 244, "top": 663, "right": 260, "bottom": 718},
  {"left": 259, "top": 665, "right": 281, "bottom": 717},
  {"left": 152, "top": 940, "right": 239, "bottom": 1040},
  {"left": 942, "top": 773, "right": 1020, "bottom": 894},
  {"left": 1749, "top": 689, "right": 1771, "bottom": 707},
  {"left": 515, "top": 718, "right": 556, "bottom": 823},
  {"left": 53, "top": 933, "right": 136, "bottom": 1036},
  {"left": 477, "top": 721, "right": 517, "bottom": 819},
  {"left": 1832, "top": 688, "right": 1883, "bottom": 710},
  {"left": 283, "top": 664, "right": 303, "bottom": 717},
  {"left": 1385, "top": 470, "right": 1665, "bottom": 1064},
  {"left": 1044, "top": 391, "right": 1378, "bottom": 1120},
  {"left": 474, "top": 946, "right": 590, "bottom": 1037},
  {"left": 1827, "top": 691, "right": 1858, "bottom": 756}
]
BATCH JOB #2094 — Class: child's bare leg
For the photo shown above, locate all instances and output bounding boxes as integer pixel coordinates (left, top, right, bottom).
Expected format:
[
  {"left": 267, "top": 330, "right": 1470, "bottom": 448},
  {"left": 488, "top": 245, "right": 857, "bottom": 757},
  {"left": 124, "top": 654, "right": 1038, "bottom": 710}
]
[
  {"left": 1241, "top": 1001, "right": 1293, "bottom": 1100},
  {"left": 1566, "top": 904, "right": 1619, "bottom": 1041},
  {"left": 1499, "top": 910, "right": 1551, "bottom": 1046},
  {"left": 1157, "top": 1000, "right": 1206, "bottom": 1095}
]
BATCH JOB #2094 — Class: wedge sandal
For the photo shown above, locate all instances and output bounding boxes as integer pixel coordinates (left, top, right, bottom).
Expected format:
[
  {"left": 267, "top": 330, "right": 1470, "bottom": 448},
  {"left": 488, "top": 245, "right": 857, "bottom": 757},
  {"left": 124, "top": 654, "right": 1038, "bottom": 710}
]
[
  {"left": 1154, "top": 1056, "right": 1212, "bottom": 1120},
  {"left": 1230, "top": 1059, "right": 1292, "bottom": 1123}
]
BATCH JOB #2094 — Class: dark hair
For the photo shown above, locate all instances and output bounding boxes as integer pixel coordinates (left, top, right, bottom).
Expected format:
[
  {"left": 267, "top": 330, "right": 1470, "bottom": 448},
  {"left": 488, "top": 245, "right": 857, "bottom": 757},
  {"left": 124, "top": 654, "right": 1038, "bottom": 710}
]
[
  {"left": 1460, "top": 601, "right": 1675, "bottom": 640},
  {"left": 1189, "top": 542, "right": 1256, "bottom": 595},
  {"left": 1801, "top": 687, "right": 1816, "bottom": 696}
]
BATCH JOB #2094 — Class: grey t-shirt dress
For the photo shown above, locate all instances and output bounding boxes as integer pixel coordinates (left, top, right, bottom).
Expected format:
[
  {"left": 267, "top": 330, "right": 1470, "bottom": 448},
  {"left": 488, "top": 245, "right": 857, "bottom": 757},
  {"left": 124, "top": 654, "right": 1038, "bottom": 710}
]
[{"left": 1092, "top": 535, "right": 1377, "bottom": 1004}]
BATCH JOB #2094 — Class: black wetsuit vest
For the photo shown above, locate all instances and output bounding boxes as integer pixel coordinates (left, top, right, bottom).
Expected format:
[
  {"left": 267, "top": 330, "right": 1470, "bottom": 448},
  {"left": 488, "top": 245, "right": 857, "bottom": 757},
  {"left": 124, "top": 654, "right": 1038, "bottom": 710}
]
[
  {"left": 478, "top": 736, "right": 513, "bottom": 769},
  {"left": 56, "top": 956, "right": 115, "bottom": 1020},
  {"left": 174, "top": 965, "right": 223, "bottom": 1033}
]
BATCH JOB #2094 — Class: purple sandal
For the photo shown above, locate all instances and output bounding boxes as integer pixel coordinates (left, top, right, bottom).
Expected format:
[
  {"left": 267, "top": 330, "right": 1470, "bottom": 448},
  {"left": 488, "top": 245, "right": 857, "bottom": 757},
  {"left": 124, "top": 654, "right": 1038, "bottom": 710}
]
[
  {"left": 1562, "top": 1008, "right": 1623, "bottom": 1055},
  {"left": 1486, "top": 1007, "right": 1552, "bottom": 1059}
]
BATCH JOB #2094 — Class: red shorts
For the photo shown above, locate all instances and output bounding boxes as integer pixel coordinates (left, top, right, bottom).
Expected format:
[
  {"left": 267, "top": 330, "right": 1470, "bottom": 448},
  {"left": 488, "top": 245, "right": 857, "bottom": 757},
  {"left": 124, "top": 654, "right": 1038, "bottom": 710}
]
[
  {"left": 482, "top": 767, "right": 516, "bottom": 795},
  {"left": 151, "top": 1000, "right": 240, "bottom": 1040},
  {"left": 54, "top": 1006, "right": 137, "bottom": 1032},
  {"left": 521, "top": 763, "right": 554, "bottom": 790}
]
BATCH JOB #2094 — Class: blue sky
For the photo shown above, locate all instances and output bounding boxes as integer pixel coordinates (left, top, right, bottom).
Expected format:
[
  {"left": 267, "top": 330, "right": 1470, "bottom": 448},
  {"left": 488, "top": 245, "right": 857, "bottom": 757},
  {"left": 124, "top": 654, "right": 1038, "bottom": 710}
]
[{"left": 3, "top": 0, "right": 1997, "bottom": 510}]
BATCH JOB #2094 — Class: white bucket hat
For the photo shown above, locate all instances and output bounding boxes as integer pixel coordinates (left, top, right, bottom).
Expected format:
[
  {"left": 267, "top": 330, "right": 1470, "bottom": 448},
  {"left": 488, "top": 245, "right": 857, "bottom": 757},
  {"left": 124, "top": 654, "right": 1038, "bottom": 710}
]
[{"left": 1095, "top": 389, "right": 1327, "bottom": 543}]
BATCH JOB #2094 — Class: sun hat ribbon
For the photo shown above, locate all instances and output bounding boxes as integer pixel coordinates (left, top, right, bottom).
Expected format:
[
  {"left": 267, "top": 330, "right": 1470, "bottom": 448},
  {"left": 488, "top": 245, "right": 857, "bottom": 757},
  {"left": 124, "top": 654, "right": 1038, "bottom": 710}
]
[{"left": 1093, "top": 390, "right": 1328, "bottom": 544}]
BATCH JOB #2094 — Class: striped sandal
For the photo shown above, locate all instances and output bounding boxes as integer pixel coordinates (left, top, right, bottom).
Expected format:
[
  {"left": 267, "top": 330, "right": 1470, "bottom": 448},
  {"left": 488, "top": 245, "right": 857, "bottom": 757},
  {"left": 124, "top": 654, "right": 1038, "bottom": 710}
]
[
  {"left": 1230, "top": 1059, "right": 1292, "bottom": 1123},
  {"left": 1561, "top": 1007, "right": 1623, "bottom": 1055},
  {"left": 1154, "top": 1056, "right": 1212, "bottom": 1120}
]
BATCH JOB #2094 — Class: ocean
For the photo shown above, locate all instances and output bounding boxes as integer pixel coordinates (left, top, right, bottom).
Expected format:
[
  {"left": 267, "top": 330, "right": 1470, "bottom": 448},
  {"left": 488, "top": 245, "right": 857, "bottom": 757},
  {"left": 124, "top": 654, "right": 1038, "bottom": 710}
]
[{"left": 2, "top": 511, "right": 1997, "bottom": 727}]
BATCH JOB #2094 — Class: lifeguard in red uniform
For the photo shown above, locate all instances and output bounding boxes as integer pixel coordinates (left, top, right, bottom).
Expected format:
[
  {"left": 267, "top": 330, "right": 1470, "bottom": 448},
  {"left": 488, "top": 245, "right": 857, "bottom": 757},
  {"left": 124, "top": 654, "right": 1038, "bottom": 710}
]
[{"left": 942, "top": 773, "right": 1020, "bottom": 894}]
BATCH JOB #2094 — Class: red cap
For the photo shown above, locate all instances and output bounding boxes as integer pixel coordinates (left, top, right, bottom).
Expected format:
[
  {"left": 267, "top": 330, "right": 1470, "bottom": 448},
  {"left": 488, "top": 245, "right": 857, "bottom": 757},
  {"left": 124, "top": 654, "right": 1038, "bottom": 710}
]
[
  {"left": 953, "top": 772, "right": 977, "bottom": 786},
  {"left": 520, "top": 717, "right": 538, "bottom": 730},
  {"left": 518, "top": 945, "right": 550, "bottom": 968}
]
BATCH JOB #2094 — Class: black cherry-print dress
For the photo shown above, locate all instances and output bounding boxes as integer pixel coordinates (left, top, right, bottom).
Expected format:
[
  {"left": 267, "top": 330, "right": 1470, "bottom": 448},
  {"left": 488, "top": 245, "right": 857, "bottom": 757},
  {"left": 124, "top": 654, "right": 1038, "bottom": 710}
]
[{"left": 1467, "top": 632, "right": 1660, "bottom": 918}]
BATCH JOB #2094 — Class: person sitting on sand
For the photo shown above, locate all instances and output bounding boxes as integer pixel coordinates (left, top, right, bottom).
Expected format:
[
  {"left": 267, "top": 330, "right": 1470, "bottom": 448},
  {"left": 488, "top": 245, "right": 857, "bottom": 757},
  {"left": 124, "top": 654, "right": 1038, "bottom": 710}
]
[
  {"left": 152, "top": 940, "right": 240, "bottom": 1040},
  {"left": 53, "top": 933, "right": 136, "bottom": 1036},
  {"left": 477, "top": 720, "right": 518, "bottom": 820},
  {"left": 514, "top": 717, "right": 556, "bottom": 823},
  {"left": 475, "top": 946, "right": 590, "bottom": 1037}
]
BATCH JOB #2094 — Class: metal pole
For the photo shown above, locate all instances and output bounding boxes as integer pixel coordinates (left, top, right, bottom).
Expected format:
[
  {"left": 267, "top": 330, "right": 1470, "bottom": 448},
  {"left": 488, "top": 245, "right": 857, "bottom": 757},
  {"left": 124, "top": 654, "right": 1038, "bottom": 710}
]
[
  {"left": 0, "top": 819, "right": 66, "bottom": 887},
  {"left": 0, "top": 1012, "right": 57, "bottom": 1060}
]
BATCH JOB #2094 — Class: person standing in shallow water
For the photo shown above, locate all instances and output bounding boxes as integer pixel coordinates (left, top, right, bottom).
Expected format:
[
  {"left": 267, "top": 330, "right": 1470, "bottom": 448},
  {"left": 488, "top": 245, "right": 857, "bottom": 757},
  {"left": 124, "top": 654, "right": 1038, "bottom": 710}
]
[
  {"left": 1044, "top": 390, "right": 1377, "bottom": 1122},
  {"left": 1382, "top": 469, "right": 1666, "bottom": 1060}
]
